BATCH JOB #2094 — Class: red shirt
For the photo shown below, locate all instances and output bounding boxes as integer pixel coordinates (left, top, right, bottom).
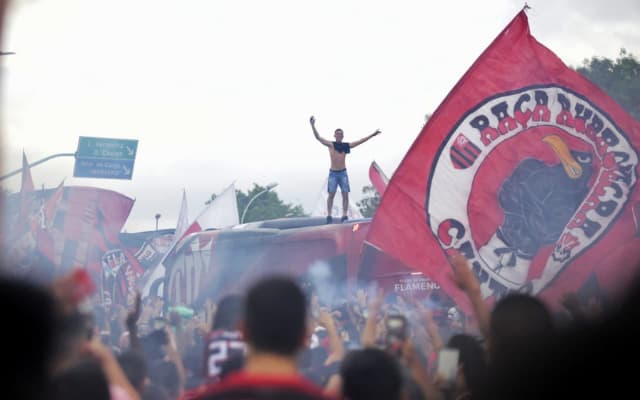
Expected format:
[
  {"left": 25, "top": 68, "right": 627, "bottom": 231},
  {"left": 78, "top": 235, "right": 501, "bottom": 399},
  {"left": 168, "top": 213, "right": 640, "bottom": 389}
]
[{"left": 184, "top": 370, "right": 334, "bottom": 400}]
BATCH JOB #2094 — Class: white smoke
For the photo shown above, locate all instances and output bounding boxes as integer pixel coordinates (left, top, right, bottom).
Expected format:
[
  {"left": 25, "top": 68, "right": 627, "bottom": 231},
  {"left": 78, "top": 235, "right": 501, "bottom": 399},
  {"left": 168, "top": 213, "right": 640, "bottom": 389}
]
[{"left": 306, "top": 261, "right": 334, "bottom": 305}]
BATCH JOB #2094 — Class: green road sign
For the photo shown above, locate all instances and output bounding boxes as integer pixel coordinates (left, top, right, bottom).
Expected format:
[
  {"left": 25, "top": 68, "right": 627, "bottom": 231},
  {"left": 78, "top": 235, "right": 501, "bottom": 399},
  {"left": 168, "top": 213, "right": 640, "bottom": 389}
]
[
  {"left": 76, "top": 136, "right": 138, "bottom": 160},
  {"left": 74, "top": 136, "right": 139, "bottom": 180}
]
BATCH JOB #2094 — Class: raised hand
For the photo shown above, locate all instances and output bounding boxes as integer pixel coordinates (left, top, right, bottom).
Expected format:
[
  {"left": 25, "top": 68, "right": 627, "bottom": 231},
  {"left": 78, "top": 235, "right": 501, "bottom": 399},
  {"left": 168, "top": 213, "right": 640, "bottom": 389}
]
[
  {"left": 204, "top": 299, "right": 217, "bottom": 328},
  {"left": 356, "top": 288, "right": 367, "bottom": 310},
  {"left": 317, "top": 308, "right": 335, "bottom": 328},
  {"left": 449, "top": 251, "right": 492, "bottom": 338},
  {"left": 449, "top": 252, "right": 480, "bottom": 294},
  {"left": 401, "top": 337, "right": 417, "bottom": 367},
  {"left": 368, "top": 287, "right": 385, "bottom": 315},
  {"left": 51, "top": 268, "right": 96, "bottom": 313},
  {"left": 83, "top": 335, "right": 114, "bottom": 364},
  {"left": 126, "top": 292, "right": 142, "bottom": 329},
  {"left": 310, "top": 115, "right": 316, "bottom": 125}
]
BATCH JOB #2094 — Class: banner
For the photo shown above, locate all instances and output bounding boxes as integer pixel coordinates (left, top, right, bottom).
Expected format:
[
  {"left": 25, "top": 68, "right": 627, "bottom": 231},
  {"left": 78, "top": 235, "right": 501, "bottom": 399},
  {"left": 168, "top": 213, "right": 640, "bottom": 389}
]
[
  {"left": 121, "top": 230, "right": 175, "bottom": 270},
  {"left": 140, "top": 189, "right": 187, "bottom": 298},
  {"left": 141, "top": 185, "right": 237, "bottom": 300},
  {"left": 2, "top": 186, "right": 143, "bottom": 305},
  {"left": 366, "top": 10, "right": 640, "bottom": 308}
]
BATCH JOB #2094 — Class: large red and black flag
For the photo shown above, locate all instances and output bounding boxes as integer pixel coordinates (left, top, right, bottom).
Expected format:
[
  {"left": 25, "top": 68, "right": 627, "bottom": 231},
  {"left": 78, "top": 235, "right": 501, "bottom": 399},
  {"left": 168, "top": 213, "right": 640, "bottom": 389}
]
[
  {"left": 2, "top": 185, "right": 143, "bottom": 305},
  {"left": 365, "top": 10, "right": 640, "bottom": 309},
  {"left": 45, "top": 186, "right": 142, "bottom": 305}
]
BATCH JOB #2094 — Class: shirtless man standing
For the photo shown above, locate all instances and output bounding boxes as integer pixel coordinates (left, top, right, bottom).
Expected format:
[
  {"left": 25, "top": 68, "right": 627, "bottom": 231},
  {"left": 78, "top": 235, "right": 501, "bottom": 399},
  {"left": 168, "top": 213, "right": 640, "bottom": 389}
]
[{"left": 310, "top": 115, "right": 381, "bottom": 223}]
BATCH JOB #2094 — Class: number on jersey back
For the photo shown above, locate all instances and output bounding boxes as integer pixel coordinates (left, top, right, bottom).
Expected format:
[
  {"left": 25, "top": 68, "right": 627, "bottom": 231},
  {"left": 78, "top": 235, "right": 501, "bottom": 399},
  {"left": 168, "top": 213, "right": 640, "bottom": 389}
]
[{"left": 205, "top": 329, "right": 246, "bottom": 382}]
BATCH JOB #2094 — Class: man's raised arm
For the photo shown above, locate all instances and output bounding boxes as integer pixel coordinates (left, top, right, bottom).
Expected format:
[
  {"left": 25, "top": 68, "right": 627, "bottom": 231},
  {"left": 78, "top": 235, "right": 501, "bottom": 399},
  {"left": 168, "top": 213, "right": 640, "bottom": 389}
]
[
  {"left": 310, "top": 115, "right": 331, "bottom": 146},
  {"left": 349, "top": 129, "right": 381, "bottom": 148}
]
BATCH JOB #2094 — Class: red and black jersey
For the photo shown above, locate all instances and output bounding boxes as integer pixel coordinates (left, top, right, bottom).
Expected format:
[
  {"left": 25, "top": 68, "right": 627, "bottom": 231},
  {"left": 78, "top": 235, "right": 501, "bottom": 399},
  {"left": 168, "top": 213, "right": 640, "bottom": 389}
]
[
  {"left": 185, "top": 370, "right": 334, "bottom": 400},
  {"left": 204, "top": 329, "right": 247, "bottom": 383}
]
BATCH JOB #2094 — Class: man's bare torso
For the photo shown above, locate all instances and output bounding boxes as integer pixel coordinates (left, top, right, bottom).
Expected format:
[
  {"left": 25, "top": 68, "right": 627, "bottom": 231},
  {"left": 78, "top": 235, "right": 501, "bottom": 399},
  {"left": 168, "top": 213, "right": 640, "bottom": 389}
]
[{"left": 329, "top": 145, "right": 347, "bottom": 170}]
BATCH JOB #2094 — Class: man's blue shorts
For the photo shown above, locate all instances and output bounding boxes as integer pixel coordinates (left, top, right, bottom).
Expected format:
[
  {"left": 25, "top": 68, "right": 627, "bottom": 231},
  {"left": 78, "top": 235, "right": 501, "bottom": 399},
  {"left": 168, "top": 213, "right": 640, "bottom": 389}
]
[{"left": 328, "top": 169, "right": 350, "bottom": 193}]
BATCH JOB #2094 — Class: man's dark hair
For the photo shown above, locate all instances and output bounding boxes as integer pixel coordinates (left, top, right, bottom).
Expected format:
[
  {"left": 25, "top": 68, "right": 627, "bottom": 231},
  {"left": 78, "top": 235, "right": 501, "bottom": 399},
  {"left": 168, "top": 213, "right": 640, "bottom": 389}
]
[
  {"left": 244, "top": 276, "right": 307, "bottom": 356},
  {"left": 476, "top": 270, "right": 640, "bottom": 400},
  {"left": 489, "top": 293, "right": 555, "bottom": 365},
  {"left": 340, "top": 348, "right": 403, "bottom": 400},
  {"left": 212, "top": 294, "right": 243, "bottom": 331},
  {"left": 118, "top": 350, "right": 148, "bottom": 391},
  {"left": 52, "top": 310, "right": 93, "bottom": 360},
  {"left": 49, "top": 359, "right": 110, "bottom": 400},
  {"left": 2, "top": 276, "right": 57, "bottom": 400},
  {"left": 447, "top": 334, "right": 487, "bottom": 396}
]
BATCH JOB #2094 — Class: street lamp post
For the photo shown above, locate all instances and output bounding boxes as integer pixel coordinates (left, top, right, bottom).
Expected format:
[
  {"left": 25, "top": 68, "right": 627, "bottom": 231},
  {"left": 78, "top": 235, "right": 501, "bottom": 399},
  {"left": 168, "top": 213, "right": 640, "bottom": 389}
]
[
  {"left": 240, "top": 183, "right": 278, "bottom": 224},
  {"left": 155, "top": 213, "right": 161, "bottom": 231}
]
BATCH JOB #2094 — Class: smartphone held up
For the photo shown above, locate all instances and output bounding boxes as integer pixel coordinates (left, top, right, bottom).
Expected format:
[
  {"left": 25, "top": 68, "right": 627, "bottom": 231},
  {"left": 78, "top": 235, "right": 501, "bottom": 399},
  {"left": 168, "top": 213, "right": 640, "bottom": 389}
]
[
  {"left": 385, "top": 314, "right": 408, "bottom": 356},
  {"left": 437, "top": 347, "right": 460, "bottom": 385}
]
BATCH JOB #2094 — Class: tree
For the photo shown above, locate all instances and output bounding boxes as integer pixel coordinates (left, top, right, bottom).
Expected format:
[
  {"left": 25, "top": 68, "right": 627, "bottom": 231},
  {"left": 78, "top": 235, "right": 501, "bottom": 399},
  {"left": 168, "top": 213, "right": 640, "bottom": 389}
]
[
  {"left": 356, "top": 185, "right": 381, "bottom": 218},
  {"left": 207, "top": 183, "right": 306, "bottom": 223},
  {"left": 576, "top": 48, "right": 640, "bottom": 121}
]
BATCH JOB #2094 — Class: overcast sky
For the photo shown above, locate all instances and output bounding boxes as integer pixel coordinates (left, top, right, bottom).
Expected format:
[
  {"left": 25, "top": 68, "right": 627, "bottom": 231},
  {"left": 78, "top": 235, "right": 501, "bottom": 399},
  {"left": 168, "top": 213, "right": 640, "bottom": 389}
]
[{"left": 2, "top": 0, "right": 639, "bottom": 232}]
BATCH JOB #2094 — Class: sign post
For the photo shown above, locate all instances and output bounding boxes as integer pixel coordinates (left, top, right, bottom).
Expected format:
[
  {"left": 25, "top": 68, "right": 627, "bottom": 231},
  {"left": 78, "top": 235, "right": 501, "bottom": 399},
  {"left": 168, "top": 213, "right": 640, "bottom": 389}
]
[{"left": 73, "top": 136, "right": 138, "bottom": 180}]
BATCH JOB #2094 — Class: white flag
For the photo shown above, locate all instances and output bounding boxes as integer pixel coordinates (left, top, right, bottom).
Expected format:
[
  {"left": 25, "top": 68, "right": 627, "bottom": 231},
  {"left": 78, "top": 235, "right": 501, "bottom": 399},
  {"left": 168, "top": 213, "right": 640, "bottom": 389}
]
[
  {"left": 141, "top": 184, "right": 238, "bottom": 298},
  {"left": 174, "top": 189, "right": 189, "bottom": 240},
  {"left": 180, "top": 183, "right": 239, "bottom": 240}
]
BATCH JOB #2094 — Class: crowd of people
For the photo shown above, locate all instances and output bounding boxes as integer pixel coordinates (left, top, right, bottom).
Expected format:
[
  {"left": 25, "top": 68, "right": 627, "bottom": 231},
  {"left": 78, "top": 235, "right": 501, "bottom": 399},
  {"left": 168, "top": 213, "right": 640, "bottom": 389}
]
[{"left": 4, "top": 252, "right": 640, "bottom": 400}]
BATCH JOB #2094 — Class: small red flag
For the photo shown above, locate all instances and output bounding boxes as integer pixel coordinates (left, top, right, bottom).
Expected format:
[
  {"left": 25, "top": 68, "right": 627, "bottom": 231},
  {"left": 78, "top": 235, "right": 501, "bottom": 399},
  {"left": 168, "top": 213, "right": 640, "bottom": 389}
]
[
  {"left": 369, "top": 161, "right": 390, "bottom": 196},
  {"left": 19, "top": 151, "right": 35, "bottom": 220},
  {"left": 20, "top": 151, "right": 34, "bottom": 193}
]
